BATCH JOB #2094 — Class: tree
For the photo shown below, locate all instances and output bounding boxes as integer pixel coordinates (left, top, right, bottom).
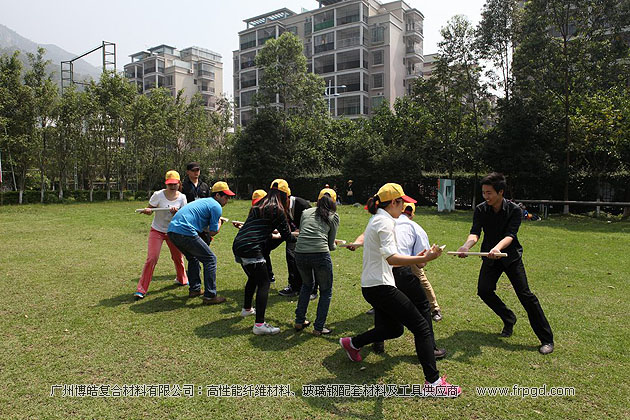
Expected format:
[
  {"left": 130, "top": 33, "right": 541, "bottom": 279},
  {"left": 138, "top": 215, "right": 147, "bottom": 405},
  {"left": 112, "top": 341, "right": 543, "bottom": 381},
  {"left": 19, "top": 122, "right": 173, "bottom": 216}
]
[
  {"left": 513, "top": 0, "right": 630, "bottom": 212},
  {"left": 0, "top": 51, "right": 33, "bottom": 203},
  {"left": 24, "top": 47, "right": 58, "bottom": 202},
  {"left": 476, "top": 0, "right": 520, "bottom": 102}
]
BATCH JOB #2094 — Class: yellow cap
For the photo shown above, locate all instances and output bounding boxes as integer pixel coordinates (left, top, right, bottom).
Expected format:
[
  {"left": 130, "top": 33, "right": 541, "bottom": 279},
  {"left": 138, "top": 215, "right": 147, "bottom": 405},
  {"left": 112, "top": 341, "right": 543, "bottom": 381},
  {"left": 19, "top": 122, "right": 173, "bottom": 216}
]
[
  {"left": 376, "top": 183, "right": 416, "bottom": 203},
  {"left": 318, "top": 188, "right": 337, "bottom": 203},
  {"left": 270, "top": 179, "right": 291, "bottom": 196},
  {"left": 252, "top": 189, "right": 267, "bottom": 205},
  {"left": 211, "top": 181, "right": 236, "bottom": 196},
  {"left": 165, "top": 170, "right": 180, "bottom": 184},
  {"left": 403, "top": 202, "right": 416, "bottom": 215}
]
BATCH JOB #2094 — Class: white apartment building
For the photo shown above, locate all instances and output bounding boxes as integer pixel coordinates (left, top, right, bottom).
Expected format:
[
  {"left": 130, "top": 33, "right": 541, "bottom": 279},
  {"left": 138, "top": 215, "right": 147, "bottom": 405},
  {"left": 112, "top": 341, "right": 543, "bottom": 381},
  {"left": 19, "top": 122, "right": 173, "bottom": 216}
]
[
  {"left": 124, "top": 44, "right": 223, "bottom": 110},
  {"left": 422, "top": 52, "right": 437, "bottom": 79},
  {"left": 233, "top": 0, "right": 424, "bottom": 126}
]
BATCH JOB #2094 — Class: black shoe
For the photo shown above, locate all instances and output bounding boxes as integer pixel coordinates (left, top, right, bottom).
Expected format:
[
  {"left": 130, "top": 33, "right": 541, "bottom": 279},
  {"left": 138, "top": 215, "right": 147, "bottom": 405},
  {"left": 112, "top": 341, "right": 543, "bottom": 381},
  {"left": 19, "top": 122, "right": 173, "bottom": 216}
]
[
  {"left": 539, "top": 343, "right": 554, "bottom": 355},
  {"left": 366, "top": 308, "right": 375, "bottom": 315},
  {"left": 309, "top": 293, "right": 318, "bottom": 301},
  {"left": 499, "top": 321, "right": 515, "bottom": 337},
  {"left": 434, "top": 348, "right": 447, "bottom": 359},
  {"left": 278, "top": 286, "right": 297, "bottom": 297},
  {"left": 372, "top": 341, "right": 385, "bottom": 354}
]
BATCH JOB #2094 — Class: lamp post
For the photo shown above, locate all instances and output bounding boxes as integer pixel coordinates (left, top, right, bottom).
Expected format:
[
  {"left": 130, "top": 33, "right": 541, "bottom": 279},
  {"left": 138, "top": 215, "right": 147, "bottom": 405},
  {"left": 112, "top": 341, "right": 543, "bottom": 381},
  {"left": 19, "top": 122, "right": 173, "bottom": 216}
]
[{"left": 325, "top": 79, "right": 346, "bottom": 116}]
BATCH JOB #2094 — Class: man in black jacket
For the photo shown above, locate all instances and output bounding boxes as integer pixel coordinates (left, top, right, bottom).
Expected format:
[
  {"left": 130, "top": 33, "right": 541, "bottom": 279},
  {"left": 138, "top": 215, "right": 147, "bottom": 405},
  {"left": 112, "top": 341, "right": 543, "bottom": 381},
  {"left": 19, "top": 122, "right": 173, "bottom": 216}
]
[
  {"left": 181, "top": 162, "right": 211, "bottom": 244},
  {"left": 457, "top": 172, "right": 554, "bottom": 355}
]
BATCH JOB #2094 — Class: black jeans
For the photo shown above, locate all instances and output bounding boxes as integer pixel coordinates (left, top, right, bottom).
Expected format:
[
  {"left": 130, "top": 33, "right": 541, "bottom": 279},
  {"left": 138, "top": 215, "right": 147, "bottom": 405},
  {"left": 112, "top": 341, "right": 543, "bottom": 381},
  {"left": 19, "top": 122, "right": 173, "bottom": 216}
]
[
  {"left": 478, "top": 258, "right": 554, "bottom": 345},
  {"left": 286, "top": 241, "right": 317, "bottom": 294},
  {"left": 352, "top": 283, "right": 439, "bottom": 383},
  {"left": 263, "top": 237, "right": 283, "bottom": 281},
  {"left": 242, "top": 262, "right": 270, "bottom": 324},
  {"left": 393, "top": 267, "right": 437, "bottom": 350}
]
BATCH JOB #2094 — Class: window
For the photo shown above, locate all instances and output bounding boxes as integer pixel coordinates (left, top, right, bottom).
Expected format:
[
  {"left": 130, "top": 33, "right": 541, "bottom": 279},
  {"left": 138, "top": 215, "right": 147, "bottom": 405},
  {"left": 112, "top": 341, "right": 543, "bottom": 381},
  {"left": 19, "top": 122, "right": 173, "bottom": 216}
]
[
  {"left": 337, "top": 72, "right": 360, "bottom": 92},
  {"left": 124, "top": 66, "right": 135, "bottom": 78},
  {"left": 371, "top": 26, "right": 385, "bottom": 44},
  {"left": 257, "top": 27, "right": 276, "bottom": 46},
  {"left": 240, "top": 32, "right": 256, "bottom": 50},
  {"left": 157, "top": 59, "right": 165, "bottom": 74},
  {"left": 240, "top": 70, "right": 256, "bottom": 89},
  {"left": 314, "top": 10, "right": 334, "bottom": 32},
  {"left": 372, "top": 50, "right": 384, "bottom": 66},
  {"left": 372, "top": 96, "right": 385, "bottom": 110},
  {"left": 337, "top": 50, "right": 360, "bottom": 71},
  {"left": 144, "top": 59, "right": 157, "bottom": 74},
  {"left": 336, "top": 4, "right": 359, "bottom": 26},
  {"left": 165, "top": 75, "right": 173, "bottom": 87},
  {"left": 372, "top": 73, "right": 384, "bottom": 89},
  {"left": 304, "top": 18, "right": 312, "bottom": 36},
  {"left": 337, "top": 95, "right": 361, "bottom": 116},
  {"left": 304, "top": 42, "right": 312, "bottom": 58},
  {"left": 241, "top": 110, "right": 253, "bottom": 126},
  {"left": 197, "top": 63, "right": 215, "bottom": 78},
  {"left": 143, "top": 75, "right": 156, "bottom": 90},
  {"left": 314, "top": 32, "right": 334, "bottom": 54},
  {"left": 240, "top": 90, "right": 255, "bottom": 107},
  {"left": 363, "top": 4, "right": 368, "bottom": 24},
  {"left": 287, "top": 26, "right": 298, "bottom": 35},
  {"left": 240, "top": 51, "right": 256, "bottom": 69},
  {"left": 314, "top": 54, "right": 335, "bottom": 74},
  {"left": 336, "top": 27, "right": 360, "bottom": 49}
]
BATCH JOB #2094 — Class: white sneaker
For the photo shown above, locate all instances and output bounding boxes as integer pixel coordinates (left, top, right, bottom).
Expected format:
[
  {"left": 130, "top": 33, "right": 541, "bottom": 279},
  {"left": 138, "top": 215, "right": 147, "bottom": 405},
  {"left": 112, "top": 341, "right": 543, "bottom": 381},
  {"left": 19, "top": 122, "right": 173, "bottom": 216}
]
[
  {"left": 253, "top": 323, "right": 280, "bottom": 335},
  {"left": 241, "top": 307, "right": 256, "bottom": 317}
]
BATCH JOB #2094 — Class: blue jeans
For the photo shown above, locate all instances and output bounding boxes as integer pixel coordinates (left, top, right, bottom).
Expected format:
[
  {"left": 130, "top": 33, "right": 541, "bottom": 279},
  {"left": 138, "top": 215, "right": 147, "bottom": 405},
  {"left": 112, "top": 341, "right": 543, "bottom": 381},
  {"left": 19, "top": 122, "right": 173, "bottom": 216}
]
[
  {"left": 294, "top": 252, "right": 333, "bottom": 331},
  {"left": 167, "top": 232, "right": 217, "bottom": 298}
]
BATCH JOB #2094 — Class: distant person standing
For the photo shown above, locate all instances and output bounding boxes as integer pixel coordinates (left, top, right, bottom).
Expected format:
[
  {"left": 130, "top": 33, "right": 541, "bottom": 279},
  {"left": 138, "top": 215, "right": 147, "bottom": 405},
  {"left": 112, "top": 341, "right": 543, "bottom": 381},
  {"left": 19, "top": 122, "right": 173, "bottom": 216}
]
[
  {"left": 181, "top": 162, "right": 211, "bottom": 244},
  {"left": 457, "top": 172, "right": 554, "bottom": 355},
  {"left": 346, "top": 180, "right": 354, "bottom": 204},
  {"left": 134, "top": 170, "right": 188, "bottom": 300},
  {"left": 168, "top": 181, "right": 235, "bottom": 305}
]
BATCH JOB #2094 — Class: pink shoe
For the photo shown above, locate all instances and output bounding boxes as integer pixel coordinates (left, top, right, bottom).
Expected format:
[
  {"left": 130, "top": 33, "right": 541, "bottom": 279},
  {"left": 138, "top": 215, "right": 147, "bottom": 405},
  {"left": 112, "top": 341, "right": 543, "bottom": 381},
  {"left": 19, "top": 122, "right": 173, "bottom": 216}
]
[
  {"left": 423, "top": 376, "right": 462, "bottom": 398},
  {"left": 339, "top": 337, "right": 362, "bottom": 362}
]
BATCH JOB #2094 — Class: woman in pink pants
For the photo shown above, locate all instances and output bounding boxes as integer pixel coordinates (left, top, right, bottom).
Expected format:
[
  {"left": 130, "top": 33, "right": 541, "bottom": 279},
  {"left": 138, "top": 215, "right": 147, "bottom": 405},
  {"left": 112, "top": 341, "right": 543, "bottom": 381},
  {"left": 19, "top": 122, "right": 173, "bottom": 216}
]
[{"left": 134, "top": 170, "right": 188, "bottom": 300}]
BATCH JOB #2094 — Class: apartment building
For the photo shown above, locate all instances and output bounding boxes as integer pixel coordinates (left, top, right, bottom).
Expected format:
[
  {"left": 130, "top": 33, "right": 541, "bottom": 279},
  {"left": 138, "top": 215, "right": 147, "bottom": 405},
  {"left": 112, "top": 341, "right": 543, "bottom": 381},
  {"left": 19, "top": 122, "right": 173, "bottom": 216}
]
[
  {"left": 124, "top": 45, "right": 223, "bottom": 110},
  {"left": 233, "top": 0, "right": 424, "bottom": 126},
  {"left": 422, "top": 52, "right": 437, "bottom": 79}
]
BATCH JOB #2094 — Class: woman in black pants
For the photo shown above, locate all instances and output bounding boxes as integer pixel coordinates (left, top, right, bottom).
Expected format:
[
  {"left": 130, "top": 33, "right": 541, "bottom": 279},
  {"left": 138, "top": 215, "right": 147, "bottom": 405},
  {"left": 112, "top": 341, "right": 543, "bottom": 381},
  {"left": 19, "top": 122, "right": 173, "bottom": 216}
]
[
  {"left": 233, "top": 180, "right": 296, "bottom": 335},
  {"left": 339, "top": 183, "right": 461, "bottom": 396}
]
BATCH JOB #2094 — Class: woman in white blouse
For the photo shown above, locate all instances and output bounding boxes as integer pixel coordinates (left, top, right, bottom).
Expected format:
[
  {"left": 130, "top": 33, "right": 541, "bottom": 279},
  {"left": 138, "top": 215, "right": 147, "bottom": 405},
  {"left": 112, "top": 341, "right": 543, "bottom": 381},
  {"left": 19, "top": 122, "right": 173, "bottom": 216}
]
[
  {"left": 134, "top": 170, "right": 188, "bottom": 300},
  {"left": 339, "top": 183, "right": 461, "bottom": 397}
]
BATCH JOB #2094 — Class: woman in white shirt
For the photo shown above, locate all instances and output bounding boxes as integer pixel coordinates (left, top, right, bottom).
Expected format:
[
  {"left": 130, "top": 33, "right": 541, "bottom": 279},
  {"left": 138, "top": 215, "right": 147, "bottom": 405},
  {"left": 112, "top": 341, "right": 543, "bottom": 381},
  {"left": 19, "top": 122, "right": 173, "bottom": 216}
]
[
  {"left": 339, "top": 183, "right": 460, "bottom": 396},
  {"left": 134, "top": 170, "right": 188, "bottom": 300}
]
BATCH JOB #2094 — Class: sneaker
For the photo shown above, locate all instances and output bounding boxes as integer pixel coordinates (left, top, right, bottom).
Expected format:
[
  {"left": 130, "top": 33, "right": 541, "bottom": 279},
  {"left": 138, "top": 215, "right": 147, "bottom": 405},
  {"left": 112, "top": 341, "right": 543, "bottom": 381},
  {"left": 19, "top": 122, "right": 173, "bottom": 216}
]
[
  {"left": 424, "top": 376, "right": 462, "bottom": 398},
  {"left": 294, "top": 320, "right": 311, "bottom": 331},
  {"left": 253, "top": 323, "right": 280, "bottom": 335},
  {"left": 309, "top": 293, "right": 318, "bottom": 301},
  {"left": 188, "top": 290, "right": 203, "bottom": 298},
  {"left": 434, "top": 347, "right": 447, "bottom": 359},
  {"left": 499, "top": 319, "right": 516, "bottom": 337},
  {"left": 539, "top": 343, "right": 554, "bottom": 355},
  {"left": 340, "top": 337, "right": 362, "bottom": 362},
  {"left": 366, "top": 308, "right": 375, "bottom": 315},
  {"left": 432, "top": 310, "right": 442, "bottom": 322},
  {"left": 269, "top": 275, "right": 276, "bottom": 284},
  {"left": 202, "top": 296, "right": 226, "bottom": 305},
  {"left": 241, "top": 307, "right": 256, "bottom": 317},
  {"left": 278, "top": 286, "right": 297, "bottom": 297},
  {"left": 133, "top": 292, "right": 144, "bottom": 300},
  {"left": 312, "top": 327, "right": 332, "bottom": 336}
]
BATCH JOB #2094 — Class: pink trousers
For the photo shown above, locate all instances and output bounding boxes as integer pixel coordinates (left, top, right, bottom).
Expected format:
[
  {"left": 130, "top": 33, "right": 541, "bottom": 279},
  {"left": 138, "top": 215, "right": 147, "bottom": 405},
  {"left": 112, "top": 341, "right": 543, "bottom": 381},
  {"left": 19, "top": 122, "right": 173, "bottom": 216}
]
[{"left": 137, "top": 228, "right": 188, "bottom": 294}]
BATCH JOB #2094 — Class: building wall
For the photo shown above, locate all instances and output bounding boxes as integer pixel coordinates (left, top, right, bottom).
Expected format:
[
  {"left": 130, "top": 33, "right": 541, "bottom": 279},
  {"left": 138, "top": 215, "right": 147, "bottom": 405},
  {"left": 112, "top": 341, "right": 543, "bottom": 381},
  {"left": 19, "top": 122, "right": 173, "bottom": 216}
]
[{"left": 233, "top": 0, "right": 424, "bottom": 126}]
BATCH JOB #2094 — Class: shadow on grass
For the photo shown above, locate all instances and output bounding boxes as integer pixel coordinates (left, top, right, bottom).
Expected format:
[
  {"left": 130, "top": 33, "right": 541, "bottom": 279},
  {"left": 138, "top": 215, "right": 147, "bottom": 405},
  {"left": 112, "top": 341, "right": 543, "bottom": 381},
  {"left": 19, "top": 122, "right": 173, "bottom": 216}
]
[{"left": 439, "top": 329, "right": 536, "bottom": 363}]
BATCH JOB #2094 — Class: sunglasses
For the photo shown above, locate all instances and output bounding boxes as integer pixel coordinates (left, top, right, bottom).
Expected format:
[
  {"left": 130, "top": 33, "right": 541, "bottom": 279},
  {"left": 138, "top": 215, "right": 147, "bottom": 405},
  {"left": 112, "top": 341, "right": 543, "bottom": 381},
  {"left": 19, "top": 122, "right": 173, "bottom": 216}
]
[{"left": 189, "top": 168, "right": 200, "bottom": 172}]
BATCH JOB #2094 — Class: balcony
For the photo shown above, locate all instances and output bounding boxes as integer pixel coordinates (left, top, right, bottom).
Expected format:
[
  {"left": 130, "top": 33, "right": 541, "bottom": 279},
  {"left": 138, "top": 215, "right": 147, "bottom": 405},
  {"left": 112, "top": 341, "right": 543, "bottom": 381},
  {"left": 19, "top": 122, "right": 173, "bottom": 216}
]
[
  {"left": 337, "top": 37, "right": 361, "bottom": 49},
  {"left": 314, "top": 42, "right": 335, "bottom": 54},
  {"left": 314, "top": 20, "right": 334, "bottom": 32},
  {"left": 240, "top": 40, "right": 256, "bottom": 50},
  {"left": 406, "top": 44, "right": 423, "bottom": 62}
]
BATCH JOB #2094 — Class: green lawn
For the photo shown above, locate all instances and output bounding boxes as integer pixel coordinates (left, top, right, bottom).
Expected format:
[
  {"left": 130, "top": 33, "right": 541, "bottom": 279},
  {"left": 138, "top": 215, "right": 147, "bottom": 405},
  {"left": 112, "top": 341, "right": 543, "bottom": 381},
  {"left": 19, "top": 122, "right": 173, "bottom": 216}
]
[{"left": 1, "top": 200, "right": 628, "bottom": 419}]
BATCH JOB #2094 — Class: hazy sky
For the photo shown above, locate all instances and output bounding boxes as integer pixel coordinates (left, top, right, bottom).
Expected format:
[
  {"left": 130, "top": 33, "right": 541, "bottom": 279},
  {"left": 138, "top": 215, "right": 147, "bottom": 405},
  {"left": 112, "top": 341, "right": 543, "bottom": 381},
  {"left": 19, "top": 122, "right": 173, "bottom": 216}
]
[{"left": 1, "top": 0, "right": 487, "bottom": 97}]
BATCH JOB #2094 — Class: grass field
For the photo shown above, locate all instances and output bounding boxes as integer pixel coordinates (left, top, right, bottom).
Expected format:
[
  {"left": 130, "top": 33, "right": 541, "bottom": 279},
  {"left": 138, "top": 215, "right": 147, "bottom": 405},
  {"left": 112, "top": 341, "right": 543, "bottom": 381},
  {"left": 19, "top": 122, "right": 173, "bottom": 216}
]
[{"left": 1, "top": 200, "right": 628, "bottom": 419}]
